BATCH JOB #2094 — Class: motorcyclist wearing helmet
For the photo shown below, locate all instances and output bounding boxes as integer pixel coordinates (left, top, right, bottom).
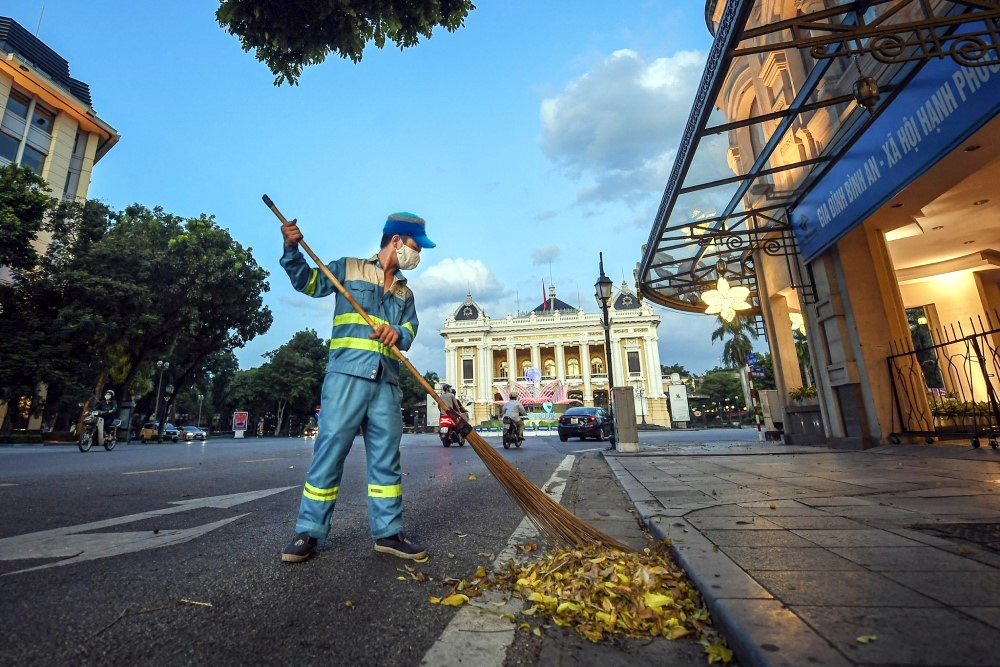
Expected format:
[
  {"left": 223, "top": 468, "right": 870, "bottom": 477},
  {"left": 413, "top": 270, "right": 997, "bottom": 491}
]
[
  {"left": 439, "top": 383, "right": 467, "bottom": 417},
  {"left": 93, "top": 389, "right": 119, "bottom": 445},
  {"left": 501, "top": 392, "right": 527, "bottom": 441}
]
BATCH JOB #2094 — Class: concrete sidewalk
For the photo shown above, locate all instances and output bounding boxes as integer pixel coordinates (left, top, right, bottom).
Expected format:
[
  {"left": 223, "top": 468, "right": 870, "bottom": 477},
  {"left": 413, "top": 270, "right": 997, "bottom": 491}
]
[{"left": 604, "top": 433, "right": 1000, "bottom": 667}]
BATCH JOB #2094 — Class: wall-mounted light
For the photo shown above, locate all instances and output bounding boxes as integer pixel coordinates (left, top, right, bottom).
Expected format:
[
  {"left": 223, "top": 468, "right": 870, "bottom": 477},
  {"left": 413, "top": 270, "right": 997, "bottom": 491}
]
[
  {"left": 852, "top": 58, "right": 879, "bottom": 111},
  {"left": 701, "top": 276, "right": 750, "bottom": 322},
  {"left": 790, "top": 312, "right": 807, "bottom": 336}
]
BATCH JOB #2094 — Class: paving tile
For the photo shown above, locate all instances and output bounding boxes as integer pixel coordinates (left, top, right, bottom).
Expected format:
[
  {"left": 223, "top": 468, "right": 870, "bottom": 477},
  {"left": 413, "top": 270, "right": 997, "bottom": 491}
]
[
  {"left": 961, "top": 606, "right": 1000, "bottom": 631},
  {"left": 685, "top": 504, "right": 756, "bottom": 518},
  {"left": 883, "top": 570, "right": 1000, "bottom": 607},
  {"left": 703, "top": 529, "right": 817, "bottom": 548},
  {"left": 828, "top": 546, "right": 995, "bottom": 572},
  {"left": 750, "top": 569, "right": 938, "bottom": 606},
  {"left": 792, "top": 529, "right": 924, "bottom": 548},
  {"left": 800, "top": 496, "right": 877, "bottom": 507},
  {"left": 707, "top": 599, "right": 853, "bottom": 667},
  {"left": 724, "top": 546, "right": 862, "bottom": 571},
  {"left": 793, "top": 605, "right": 1000, "bottom": 666},
  {"left": 686, "top": 515, "right": 783, "bottom": 531},
  {"left": 765, "top": 515, "right": 870, "bottom": 530}
]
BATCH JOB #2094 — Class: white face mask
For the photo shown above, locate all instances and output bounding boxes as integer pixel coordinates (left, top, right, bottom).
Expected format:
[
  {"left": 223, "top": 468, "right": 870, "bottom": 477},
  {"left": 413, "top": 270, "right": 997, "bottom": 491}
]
[
  {"left": 104, "top": 393, "right": 112, "bottom": 401},
  {"left": 396, "top": 241, "right": 421, "bottom": 271}
]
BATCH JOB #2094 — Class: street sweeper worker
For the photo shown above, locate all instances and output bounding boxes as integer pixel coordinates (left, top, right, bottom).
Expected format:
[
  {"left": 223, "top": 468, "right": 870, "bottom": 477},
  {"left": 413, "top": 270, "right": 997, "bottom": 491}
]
[
  {"left": 502, "top": 392, "right": 527, "bottom": 440},
  {"left": 278, "top": 212, "right": 435, "bottom": 563}
]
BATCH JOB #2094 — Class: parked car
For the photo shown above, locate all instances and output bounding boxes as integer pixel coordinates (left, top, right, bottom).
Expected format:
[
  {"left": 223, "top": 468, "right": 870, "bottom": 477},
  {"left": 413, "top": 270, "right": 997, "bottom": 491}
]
[
  {"left": 178, "top": 425, "right": 207, "bottom": 441},
  {"left": 303, "top": 426, "right": 318, "bottom": 438},
  {"left": 139, "top": 421, "right": 180, "bottom": 442},
  {"left": 557, "top": 407, "right": 612, "bottom": 442}
]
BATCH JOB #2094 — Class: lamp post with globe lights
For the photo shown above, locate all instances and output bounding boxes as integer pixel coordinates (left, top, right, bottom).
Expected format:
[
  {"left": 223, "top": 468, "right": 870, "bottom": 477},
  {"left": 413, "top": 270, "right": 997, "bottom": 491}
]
[{"left": 595, "top": 253, "right": 617, "bottom": 445}]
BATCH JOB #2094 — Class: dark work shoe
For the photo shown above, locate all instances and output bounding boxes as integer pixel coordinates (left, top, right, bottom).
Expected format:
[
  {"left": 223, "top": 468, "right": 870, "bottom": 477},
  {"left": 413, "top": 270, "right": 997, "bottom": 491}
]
[
  {"left": 281, "top": 533, "right": 318, "bottom": 563},
  {"left": 374, "top": 533, "right": 427, "bottom": 560}
]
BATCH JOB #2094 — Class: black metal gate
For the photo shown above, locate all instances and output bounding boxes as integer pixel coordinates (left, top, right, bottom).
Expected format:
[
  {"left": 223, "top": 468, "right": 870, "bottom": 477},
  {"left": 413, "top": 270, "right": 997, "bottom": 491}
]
[{"left": 888, "top": 317, "right": 1000, "bottom": 448}]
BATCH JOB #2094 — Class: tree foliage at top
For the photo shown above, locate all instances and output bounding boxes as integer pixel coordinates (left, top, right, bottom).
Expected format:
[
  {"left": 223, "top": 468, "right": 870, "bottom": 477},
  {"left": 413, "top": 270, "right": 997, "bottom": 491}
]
[{"left": 217, "top": 0, "right": 477, "bottom": 85}]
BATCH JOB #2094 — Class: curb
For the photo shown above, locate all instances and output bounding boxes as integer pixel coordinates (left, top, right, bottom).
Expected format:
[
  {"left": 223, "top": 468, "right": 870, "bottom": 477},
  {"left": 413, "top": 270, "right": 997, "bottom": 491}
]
[{"left": 602, "top": 452, "right": 852, "bottom": 667}]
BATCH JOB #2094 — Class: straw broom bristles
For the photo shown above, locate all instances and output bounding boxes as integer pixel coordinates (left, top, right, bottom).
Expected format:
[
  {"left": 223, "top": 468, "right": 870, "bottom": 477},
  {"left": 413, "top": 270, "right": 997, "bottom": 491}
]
[{"left": 263, "top": 196, "right": 631, "bottom": 553}]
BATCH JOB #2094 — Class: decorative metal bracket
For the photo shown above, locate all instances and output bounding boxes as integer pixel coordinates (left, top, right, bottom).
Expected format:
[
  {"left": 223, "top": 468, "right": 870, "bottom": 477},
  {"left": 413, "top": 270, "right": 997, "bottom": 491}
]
[{"left": 736, "top": 0, "right": 1000, "bottom": 68}]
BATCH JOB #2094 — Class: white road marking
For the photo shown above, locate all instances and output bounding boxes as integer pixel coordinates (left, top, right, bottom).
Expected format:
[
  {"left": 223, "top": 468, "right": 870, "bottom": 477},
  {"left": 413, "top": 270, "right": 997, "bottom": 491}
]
[
  {"left": 419, "top": 455, "right": 575, "bottom": 667},
  {"left": 0, "top": 483, "right": 17, "bottom": 487},
  {"left": 122, "top": 467, "right": 193, "bottom": 475},
  {"left": 240, "top": 458, "right": 282, "bottom": 463},
  {"left": 0, "top": 486, "right": 296, "bottom": 576}
]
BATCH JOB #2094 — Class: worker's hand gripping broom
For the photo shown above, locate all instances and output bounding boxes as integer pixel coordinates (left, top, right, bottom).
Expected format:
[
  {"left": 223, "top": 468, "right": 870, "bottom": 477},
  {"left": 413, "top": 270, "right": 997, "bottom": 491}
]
[{"left": 263, "top": 195, "right": 629, "bottom": 552}]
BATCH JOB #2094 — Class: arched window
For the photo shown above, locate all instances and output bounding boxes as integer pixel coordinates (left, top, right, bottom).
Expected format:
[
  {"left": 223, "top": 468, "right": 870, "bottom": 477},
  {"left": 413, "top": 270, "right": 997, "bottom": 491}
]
[
  {"left": 543, "top": 360, "right": 556, "bottom": 377},
  {"left": 498, "top": 361, "right": 508, "bottom": 378},
  {"left": 567, "top": 358, "right": 580, "bottom": 376},
  {"left": 592, "top": 358, "right": 604, "bottom": 374}
]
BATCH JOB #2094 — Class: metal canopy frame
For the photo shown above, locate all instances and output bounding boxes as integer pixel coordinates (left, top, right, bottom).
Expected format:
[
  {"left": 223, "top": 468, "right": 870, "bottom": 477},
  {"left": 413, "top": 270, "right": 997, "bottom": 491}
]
[{"left": 637, "top": 0, "right": 1000, "bottom": 314}]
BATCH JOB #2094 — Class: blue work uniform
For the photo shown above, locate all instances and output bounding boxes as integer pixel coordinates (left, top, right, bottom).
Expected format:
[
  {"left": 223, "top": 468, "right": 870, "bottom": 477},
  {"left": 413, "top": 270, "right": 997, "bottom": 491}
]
[{"left": 281, "top": 246, "right": 418, "bottom": 540}]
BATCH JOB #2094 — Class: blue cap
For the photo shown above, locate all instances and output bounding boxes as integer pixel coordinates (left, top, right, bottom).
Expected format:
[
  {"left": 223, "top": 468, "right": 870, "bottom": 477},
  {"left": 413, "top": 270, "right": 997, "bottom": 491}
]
[{"left": 383, "top": 212, "right": 435, "bottom": 249}]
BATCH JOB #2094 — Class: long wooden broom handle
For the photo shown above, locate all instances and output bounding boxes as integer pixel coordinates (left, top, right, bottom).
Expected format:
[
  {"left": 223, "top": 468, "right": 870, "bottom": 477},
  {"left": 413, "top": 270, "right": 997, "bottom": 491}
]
[{"left": 263, "top": 195, "right": 453, "bottom": 414}]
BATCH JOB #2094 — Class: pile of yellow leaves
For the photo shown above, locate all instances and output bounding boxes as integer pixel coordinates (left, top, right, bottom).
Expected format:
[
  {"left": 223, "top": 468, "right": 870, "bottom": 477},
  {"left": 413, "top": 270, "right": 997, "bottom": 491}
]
[{"left": 428, "top": 542, "right": 733, "bottom": 664}]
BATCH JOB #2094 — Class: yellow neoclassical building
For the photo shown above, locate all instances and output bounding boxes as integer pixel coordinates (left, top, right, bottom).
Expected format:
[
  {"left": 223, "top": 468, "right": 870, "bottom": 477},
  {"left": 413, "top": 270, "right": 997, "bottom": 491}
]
[{"left": 438, "top": 283, "right": 670, "bottom": 426}]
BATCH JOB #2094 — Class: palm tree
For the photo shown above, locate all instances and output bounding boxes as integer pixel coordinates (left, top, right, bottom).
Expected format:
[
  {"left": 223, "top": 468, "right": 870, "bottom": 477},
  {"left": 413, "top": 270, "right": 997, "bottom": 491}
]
[{"left": 711, "top": 315, "right": 758, "bottom": 368}]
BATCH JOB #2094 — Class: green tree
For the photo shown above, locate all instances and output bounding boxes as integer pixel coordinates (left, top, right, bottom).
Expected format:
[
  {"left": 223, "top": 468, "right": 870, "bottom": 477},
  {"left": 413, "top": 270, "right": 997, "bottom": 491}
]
[
  {"left": 257, "top": 330, "right": 328, "bottom": 435},
  {"left": 661, "top": 363, "right": 690, "bottom": 378},
  {"left": 711, "top": 315, "right": 758, "bottom": 369},
  {"left": 399, "top": 369, "right": 438, "bottom": 426},
  {"left": 0, "top": 164, "right": 55, "bottom": 272},
  {"left": 216, "top": 0, "right": 477, "bottom": 84},
  {"left": 696, "top": 370, "right": 744, "bottom": 418}
]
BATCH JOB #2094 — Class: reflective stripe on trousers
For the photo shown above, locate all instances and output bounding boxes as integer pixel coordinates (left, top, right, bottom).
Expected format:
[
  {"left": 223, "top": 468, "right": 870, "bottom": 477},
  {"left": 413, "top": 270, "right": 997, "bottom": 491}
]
[{"left": 294, "top": 371, "right": 404, "bottom": 540}]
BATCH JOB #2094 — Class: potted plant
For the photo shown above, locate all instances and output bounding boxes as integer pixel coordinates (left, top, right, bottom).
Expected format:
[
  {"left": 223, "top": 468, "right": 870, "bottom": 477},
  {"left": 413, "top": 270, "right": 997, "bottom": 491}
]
[{"left": 788, "top": 385, "right": 817, "bottom": 406}]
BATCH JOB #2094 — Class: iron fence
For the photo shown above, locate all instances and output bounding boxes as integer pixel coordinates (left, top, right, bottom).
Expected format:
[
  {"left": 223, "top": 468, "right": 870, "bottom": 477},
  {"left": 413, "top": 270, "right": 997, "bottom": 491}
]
[{"left": 888, "top": 315, "right": 1000, "bottom": 448}]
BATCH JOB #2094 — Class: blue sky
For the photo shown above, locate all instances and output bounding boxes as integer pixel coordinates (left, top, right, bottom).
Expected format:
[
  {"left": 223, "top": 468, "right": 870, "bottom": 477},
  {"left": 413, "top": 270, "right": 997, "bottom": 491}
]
[{"left": 6, "top": 1, "right": 734, "bottom": 376}]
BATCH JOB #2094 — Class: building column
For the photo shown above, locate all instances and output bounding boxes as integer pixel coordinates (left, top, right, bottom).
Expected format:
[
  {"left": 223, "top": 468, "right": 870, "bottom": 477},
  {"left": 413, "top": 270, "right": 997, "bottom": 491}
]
[
  {"left": 555, "top": 344, "right": 566, "bottom": 382},
  {"left": 506, "top": 345, "right": 516, "bottom": 391},
  {"left": 581, "top": 342, "right": 592, "bottom": 402}
]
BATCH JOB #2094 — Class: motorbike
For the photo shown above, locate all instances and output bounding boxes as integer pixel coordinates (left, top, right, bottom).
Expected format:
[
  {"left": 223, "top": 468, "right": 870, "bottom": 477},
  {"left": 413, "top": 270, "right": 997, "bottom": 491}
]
[
  {"left": 79, "top": 410, "right": 121, "bottom": 452},
  {"left": 502, "top": 416, "right": 523, "bottom": 449},
  {"left": 439, "top": 412, "right": 466, "bottom": 447}
]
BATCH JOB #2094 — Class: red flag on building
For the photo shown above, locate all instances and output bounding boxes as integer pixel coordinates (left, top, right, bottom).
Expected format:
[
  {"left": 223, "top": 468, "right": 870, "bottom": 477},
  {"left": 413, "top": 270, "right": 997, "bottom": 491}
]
[{"left": 542, "top": 280, "right": 549, "bottom": 310}]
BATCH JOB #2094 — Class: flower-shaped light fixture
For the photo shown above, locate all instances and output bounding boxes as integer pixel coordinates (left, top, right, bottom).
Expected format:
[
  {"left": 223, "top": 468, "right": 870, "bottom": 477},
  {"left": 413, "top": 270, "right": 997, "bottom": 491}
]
[
  {"left": 790, "top": 312, "right": 807, "bottom": 336},
  {"left": 701, "top": 276, "right": 751, "bottom": 322}
]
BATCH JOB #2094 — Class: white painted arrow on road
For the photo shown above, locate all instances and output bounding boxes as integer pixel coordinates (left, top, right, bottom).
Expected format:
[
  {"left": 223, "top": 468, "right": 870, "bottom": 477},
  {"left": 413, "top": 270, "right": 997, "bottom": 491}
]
[{"left": 0, "top": 486, "right": 296, "bottom": 576}]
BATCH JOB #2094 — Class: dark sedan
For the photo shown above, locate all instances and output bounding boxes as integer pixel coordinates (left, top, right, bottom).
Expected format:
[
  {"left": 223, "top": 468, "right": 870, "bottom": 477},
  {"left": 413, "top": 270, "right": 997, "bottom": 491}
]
[{"left": 557, "top": 406, "right": 612, "bottom": 441}]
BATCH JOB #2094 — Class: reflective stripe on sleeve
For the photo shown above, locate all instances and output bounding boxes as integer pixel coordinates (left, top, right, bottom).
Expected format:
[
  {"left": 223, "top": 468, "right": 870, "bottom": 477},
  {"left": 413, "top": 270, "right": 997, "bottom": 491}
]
[
  {"left": 402, "top": 322, "right": 415, "bottom": 335},
  {"left": 368, "top": 483, "right": 402, "bottom": 498},
  {"left": 303, "top": 269, "right": 319, "bottom": 296},
  {"left": 303, "top": 482, "right": 339, "bottom": 502}
]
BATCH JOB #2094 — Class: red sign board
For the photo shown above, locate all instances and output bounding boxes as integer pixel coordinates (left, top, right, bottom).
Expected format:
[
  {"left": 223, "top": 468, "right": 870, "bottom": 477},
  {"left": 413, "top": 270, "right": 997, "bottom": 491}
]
[{"left": 232, "top": 411, "right": 249, "bottom": 431}]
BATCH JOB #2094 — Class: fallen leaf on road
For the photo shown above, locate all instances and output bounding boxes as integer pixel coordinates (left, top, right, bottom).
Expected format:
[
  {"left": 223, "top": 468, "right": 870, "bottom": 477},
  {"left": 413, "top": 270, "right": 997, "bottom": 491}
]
[
  {"left": 856, "top": 635, "right": 877, "bottom": 644},
  {"left": 468, "top": 474, "right": 478, "bottom": 481}
]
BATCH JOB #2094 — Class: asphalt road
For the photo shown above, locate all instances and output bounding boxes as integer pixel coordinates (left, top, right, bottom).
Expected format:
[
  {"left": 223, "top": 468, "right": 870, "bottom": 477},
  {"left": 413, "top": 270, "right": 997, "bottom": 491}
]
[{"left": 0, "top": 432, "right": 713, "bottom": 667}]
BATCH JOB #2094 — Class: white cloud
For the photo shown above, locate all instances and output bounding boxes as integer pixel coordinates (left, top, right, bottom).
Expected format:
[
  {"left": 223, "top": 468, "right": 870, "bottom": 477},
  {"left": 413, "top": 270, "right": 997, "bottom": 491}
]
[
  {"left": 532, "top": 245, "right": 560, "bottom": 265},
  {"left": 539, "top": 49, "right": 706, "bottom": 204}
]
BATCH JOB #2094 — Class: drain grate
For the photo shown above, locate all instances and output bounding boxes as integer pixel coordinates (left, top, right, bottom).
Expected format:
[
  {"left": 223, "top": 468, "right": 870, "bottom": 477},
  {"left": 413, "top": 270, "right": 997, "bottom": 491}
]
[{"left": 910, "top": 522, "right": 1000, "bottom": 554}]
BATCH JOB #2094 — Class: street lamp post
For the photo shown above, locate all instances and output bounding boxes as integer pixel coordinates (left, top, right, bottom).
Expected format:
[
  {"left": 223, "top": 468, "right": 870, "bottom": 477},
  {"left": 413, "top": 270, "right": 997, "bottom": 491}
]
[
  {"left": 595, "top": 253, "right": 616, "bottom": 444},
  {"left": 638, "top": 385, "right": 646, "bottom": 424},
  {"left": 197, "top": 394, "right": 204, "bottom": 427},
  {"left": 154, "top": 360, "right": 169, "bottom": 423}
]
